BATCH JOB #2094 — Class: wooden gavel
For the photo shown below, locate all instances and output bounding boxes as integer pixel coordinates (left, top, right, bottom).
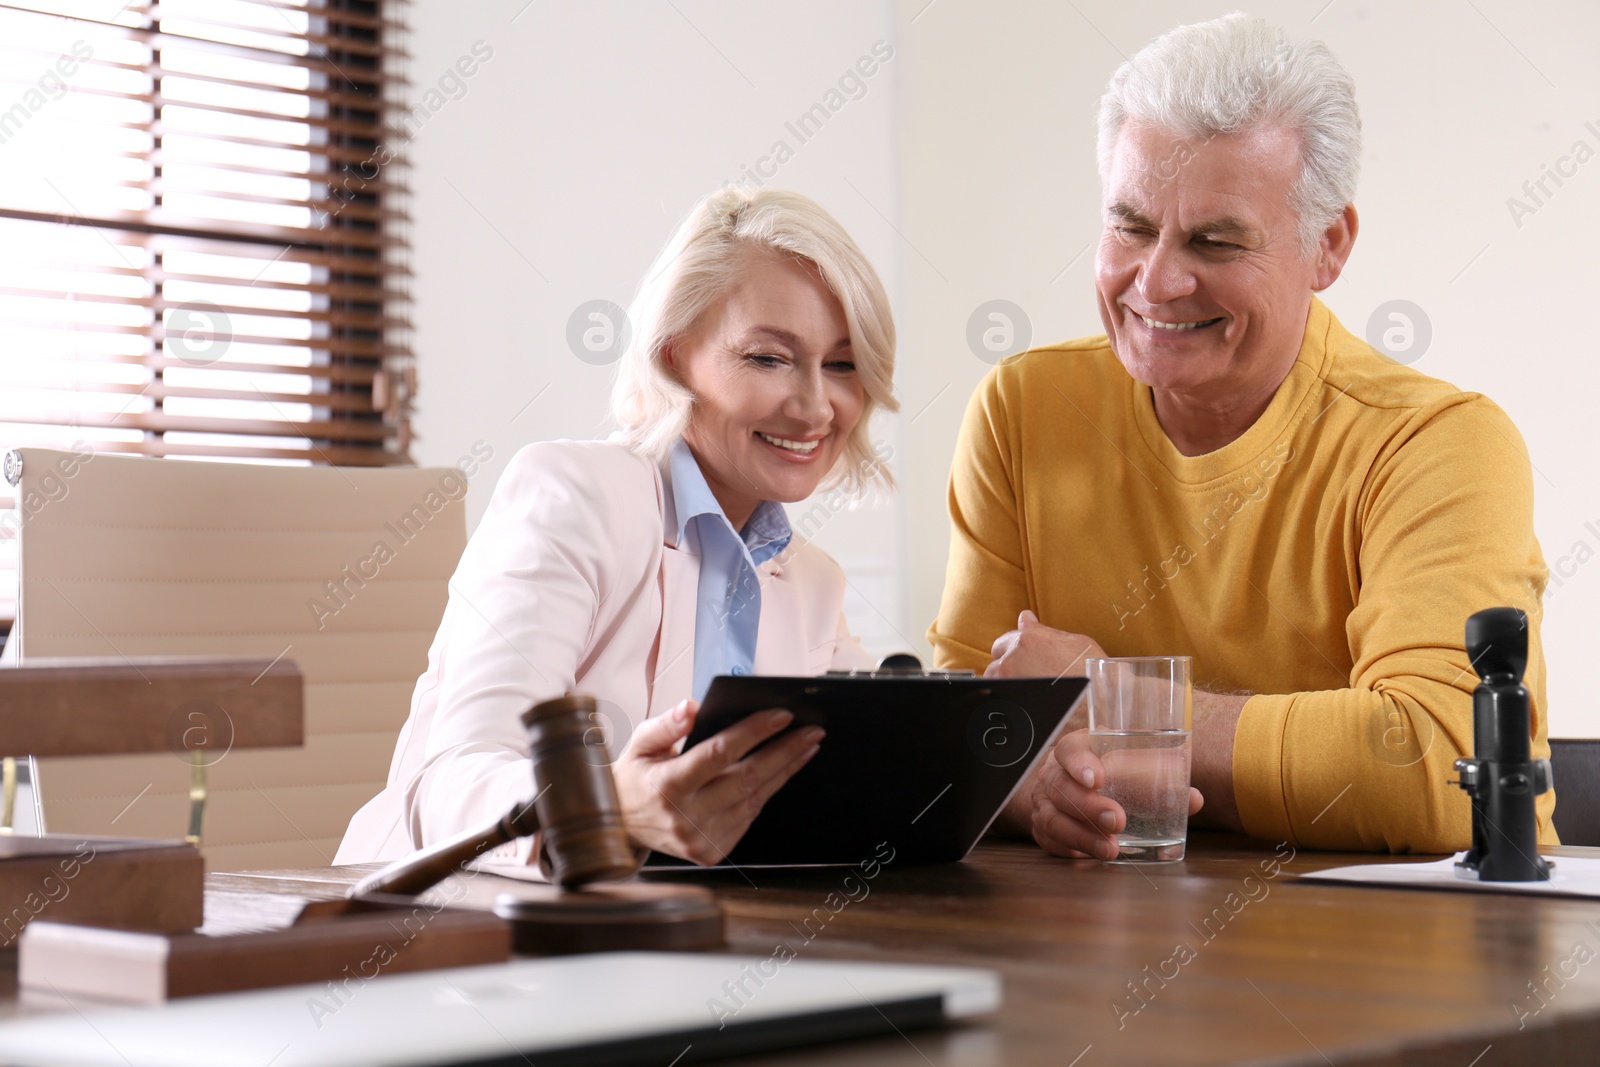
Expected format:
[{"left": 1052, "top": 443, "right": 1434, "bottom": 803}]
[{"left": 352, "top": 694, "right": 638, "bottom": 896}]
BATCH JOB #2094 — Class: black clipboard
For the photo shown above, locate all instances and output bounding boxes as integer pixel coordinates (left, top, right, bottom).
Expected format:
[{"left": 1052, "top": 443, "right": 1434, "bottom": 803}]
[{"left": 642, "top": 674, "right": 1086, "bottom": 868}]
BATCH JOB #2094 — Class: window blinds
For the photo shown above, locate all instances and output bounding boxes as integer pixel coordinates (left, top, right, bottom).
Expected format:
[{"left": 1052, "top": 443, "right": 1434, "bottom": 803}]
[{"left": 0, "top": 0, "right": 413, "bottom": 621}]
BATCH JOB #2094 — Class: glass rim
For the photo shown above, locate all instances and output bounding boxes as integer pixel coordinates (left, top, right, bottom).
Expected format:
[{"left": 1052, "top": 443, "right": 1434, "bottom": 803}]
[{"left": 1083, "top": 655, "right": 1192, "bottom": 665}]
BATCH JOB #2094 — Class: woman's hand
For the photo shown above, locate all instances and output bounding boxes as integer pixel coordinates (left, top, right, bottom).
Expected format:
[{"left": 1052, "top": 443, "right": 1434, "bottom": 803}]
[{"left": 611, "top": 699, "right": 824, "bottom": 865}]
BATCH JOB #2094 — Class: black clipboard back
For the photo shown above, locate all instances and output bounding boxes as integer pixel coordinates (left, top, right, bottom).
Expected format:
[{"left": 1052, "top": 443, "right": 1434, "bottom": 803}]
[{"left": 643, "top": 674, "right": 1086, "bottom": 869}]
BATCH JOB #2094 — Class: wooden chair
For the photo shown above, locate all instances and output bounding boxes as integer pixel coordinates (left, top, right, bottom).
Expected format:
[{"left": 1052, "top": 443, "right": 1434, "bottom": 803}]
[
  {"left": 1, "top": 447, "right": 467, "bottom": 871},
  {"left": 1549, "top": 738, "right": 1600, "bottom": 846}
]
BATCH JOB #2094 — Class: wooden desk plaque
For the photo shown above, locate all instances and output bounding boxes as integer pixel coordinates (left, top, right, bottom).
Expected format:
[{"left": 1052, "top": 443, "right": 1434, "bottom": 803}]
[
  {"left": 0, "top": 657, "right": 303, "bottom": 757},
  {"left": 18, "top": 896, "right": 511, "bottom": 1005},
  {"left": 0, "top": 656, "right": 303, "bottom": 943}
]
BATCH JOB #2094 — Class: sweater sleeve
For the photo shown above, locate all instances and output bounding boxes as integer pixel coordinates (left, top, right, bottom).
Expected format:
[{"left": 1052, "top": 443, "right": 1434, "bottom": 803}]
[
  {"left": 929, "top": 369, "right": 1030, "bottom": 672},
  {"left": 1232, "top": 395, "right": 1553, "bottom": 852}
]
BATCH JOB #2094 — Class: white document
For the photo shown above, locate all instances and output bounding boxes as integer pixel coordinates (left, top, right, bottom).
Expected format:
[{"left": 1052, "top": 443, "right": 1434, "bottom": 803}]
[{"left": 1299, "top": 852, "right": 1600, "bottom": 898}]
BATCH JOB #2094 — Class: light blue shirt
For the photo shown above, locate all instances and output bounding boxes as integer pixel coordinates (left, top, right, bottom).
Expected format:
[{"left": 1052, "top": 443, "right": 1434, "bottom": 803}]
[{"left": 668, "top": 439, "right": 793, "bottom": 703}]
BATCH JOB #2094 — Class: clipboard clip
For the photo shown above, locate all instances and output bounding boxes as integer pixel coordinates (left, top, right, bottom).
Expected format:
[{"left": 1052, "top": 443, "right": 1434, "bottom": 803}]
[{"left": 826, "top": 653, "right": 976, "bottom": 679}]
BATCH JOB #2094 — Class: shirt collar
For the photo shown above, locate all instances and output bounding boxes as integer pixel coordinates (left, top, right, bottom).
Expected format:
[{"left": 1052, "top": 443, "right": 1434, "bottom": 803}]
[{"left": 667, "top": 438, "right": 792, "bottom": 562}]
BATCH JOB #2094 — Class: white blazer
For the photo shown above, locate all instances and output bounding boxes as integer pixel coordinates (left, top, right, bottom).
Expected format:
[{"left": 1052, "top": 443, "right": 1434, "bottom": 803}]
[{"left": 336, "top": 438, "right": 872, "bottom": 864}]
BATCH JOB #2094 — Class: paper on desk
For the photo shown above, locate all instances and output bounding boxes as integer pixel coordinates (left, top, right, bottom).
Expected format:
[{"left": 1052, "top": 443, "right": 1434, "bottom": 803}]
[
  {"left": 464, "top": 856, "right": 551, "bottom": 883},
  {"left": 1299, "top": 853, "right": 1600, "bottom": 898}
]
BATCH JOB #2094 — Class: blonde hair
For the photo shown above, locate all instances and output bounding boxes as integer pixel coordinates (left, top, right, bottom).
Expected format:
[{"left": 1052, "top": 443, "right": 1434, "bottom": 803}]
[{"left": 609, "top": 187, "right": 897, "bottom": 496}]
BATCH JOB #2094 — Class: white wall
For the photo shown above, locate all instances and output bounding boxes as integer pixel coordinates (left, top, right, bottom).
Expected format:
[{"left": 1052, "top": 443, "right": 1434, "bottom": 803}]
[{"left": 409, "top": 1, "right": 1600, "bottom": 734}]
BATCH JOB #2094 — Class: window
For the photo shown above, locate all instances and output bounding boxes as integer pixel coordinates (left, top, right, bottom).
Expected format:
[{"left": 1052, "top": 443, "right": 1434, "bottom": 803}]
[{"left": 0, "top": 0, "right": 413, "bottom": 620}]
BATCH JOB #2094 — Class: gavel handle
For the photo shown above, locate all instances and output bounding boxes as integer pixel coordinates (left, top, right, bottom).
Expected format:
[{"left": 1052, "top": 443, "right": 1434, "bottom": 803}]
[{"left": 350, "top": 800, "right": 542, "bottom": 898}]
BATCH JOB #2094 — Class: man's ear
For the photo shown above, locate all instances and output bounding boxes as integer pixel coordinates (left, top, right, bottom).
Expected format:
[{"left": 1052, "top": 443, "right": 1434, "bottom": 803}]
[{"left": 1311, "top": 203, "right": 1358, "bottom": 291}]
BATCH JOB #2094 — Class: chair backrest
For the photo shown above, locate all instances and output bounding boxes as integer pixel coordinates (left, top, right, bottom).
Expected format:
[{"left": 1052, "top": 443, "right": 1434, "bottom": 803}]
[
  {"left": 5, "top": 447, "right": 466, "bottom": 871},
  {"left": 1549, "top": 739, "right": 1600, "bottom": 847}
]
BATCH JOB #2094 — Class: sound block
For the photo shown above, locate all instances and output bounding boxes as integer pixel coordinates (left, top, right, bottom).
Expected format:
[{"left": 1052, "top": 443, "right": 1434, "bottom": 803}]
[{"left": 492, "top": 882, "right": 723, "bottom": 955}]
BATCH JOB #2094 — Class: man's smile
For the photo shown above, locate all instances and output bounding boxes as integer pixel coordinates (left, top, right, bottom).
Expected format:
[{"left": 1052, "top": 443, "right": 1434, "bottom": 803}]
[{"left": 1132, "top": 311, "right": 1226, "bottom": 332}]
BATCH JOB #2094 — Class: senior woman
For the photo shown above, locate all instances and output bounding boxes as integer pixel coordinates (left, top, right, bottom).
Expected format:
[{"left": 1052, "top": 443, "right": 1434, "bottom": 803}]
[{"left": 336, "top": 187, "right": 897, "bottom": 869}]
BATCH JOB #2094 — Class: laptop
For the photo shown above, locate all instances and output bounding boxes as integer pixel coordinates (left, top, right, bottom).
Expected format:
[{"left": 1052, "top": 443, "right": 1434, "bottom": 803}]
[
  {"left": 0, "top": 952, "right": 1001, "bottom": 1066},
  {"left": 645, "top": 673, "right": 1087, "bottom": 868}
]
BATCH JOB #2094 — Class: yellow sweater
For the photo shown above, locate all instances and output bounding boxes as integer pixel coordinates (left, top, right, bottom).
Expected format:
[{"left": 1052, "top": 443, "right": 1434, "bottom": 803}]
[{"left": 930, "top": 297, "right": 1553, "bottom": 852}]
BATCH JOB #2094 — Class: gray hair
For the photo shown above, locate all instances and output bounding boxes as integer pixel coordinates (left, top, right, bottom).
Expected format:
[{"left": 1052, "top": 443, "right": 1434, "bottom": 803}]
[
  {"left": 610, "top": 186, "right": 897, "bottom": 497},
  {"left": 1096, "top": 13, "right": 1361, "bottom": 256}
]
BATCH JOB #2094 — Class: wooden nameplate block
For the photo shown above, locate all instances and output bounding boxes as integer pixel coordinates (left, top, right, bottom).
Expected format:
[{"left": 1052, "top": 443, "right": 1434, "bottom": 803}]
[
  {"left": 0, "top": 657, "right": 302, "bottom": 757},
  {"left": 18, "top": 895, "right": 510, "bottom": 1004},
  {"left": 0, "top": 835, "right": 202, "bottom": 948}
]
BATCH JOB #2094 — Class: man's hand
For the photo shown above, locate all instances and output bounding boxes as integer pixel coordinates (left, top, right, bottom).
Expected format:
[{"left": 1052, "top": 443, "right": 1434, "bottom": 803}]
[
  {"left": 981, "top": 612, "right": 1248, "bottom": 851},
  {"left": 1016, "top": 728, "right": 1206, "bottom": 859},
  {"left": 985, "top": 610, "right": 1107, "bottom": 679},
  {"left": 611, "top": 700, "right": 824, "bottom": 865},
  {"left": 1188, "top": 689, "right": 1247, "bottom": 832}
]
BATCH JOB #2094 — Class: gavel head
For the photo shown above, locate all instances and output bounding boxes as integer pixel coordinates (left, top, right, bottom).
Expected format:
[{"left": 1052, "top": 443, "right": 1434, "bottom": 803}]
[
  {"left": 522, "top": 695, "right": 639, "bottom": 887},
  {"left": 1464, "top": 607, "right": 1529, "bottom": 685}
]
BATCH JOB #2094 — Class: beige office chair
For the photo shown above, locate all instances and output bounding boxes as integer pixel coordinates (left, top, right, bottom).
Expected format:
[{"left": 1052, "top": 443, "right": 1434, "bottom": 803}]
[{"left": 2, "top": 447, "right": 467, "bottom": 871}]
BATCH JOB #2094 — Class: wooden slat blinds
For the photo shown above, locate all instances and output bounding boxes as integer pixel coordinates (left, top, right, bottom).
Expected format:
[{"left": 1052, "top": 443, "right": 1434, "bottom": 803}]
[{"left": 0, "top": 0, "right": 413, "bottom": 622}]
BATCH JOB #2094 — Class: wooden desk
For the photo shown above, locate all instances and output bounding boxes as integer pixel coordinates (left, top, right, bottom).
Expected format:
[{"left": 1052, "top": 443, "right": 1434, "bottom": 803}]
[{"left": 181, "top": 833, "right": 1600, "bottom": 1066}]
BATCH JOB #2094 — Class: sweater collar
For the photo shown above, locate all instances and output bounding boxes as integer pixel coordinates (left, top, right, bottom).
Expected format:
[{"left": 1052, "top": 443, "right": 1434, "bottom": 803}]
[{"left": 1129, "top": 296, "right": 1333, "bottom": 486}]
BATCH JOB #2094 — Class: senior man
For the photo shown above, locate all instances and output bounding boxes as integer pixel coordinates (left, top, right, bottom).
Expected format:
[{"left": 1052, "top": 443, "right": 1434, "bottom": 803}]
[{"left": 930, "top": 14, "right": 1552, "bottom": 856}]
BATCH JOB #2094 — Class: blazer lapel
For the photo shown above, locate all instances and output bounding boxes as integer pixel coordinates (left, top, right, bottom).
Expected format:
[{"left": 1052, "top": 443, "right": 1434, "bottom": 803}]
[
  {"left": 648, "top": 456, "right": 696, "bottom": 717},
  {"left": 754, "top": 559, "right": 817, "bottom": 675},
  {"left": 649, "top": 544, "right": 697, "bottom": 716}
]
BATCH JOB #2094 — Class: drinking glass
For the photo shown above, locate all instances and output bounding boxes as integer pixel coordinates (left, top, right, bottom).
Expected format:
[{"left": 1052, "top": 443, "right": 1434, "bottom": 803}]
[{"left": 1085, "top": 656, "right": 1193, "bottom": 863}]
